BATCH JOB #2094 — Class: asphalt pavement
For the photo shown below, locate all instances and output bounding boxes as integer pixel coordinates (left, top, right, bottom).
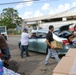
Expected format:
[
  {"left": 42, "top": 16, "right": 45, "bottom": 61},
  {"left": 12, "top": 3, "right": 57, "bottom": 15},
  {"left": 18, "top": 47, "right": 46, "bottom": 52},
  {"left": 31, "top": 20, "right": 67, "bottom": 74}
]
[{"left": 7, "top": 36, "right": 57, "bottom": 75}]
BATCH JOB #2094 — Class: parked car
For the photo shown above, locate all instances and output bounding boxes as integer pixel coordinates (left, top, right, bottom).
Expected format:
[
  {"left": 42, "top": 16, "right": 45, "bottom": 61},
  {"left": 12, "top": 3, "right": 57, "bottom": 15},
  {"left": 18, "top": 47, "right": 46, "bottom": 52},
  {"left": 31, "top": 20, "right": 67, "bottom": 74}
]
[{"left": 18, "top": 23, "right": 76, "bottom": 55}]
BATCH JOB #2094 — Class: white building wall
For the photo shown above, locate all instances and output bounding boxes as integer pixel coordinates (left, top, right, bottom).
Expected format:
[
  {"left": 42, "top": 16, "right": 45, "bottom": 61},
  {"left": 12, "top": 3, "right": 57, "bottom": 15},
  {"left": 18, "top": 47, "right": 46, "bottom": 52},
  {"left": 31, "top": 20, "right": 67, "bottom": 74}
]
[
  {"left": 39, "top": 20, "right": 76, "bottom": 28},
  {"left": 23, "top": 10, "right": 76, "bottom": 29}
]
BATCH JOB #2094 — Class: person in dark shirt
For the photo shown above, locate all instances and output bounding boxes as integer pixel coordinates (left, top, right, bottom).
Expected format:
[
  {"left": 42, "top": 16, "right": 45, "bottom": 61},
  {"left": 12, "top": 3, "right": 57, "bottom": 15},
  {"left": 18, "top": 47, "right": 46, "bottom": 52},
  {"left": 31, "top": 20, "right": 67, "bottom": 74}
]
[
  {"left": 0, "top": 33, "right": 11, "bottom": 66},
  {"left": 68, "top": 25, "right": 76, "bottom": 45},
  {"left": 44, "top": 25, "right": 60, "bottom": 65}
]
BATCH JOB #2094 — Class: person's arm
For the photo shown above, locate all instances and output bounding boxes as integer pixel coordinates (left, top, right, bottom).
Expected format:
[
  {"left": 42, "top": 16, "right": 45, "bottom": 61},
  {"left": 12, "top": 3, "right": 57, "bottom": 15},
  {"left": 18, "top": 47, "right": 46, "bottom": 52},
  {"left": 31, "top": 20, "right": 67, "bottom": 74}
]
[
  {"left": 46, "top": 39, "right": 51, "bottom": 47},
  {"left": 46, "top": 39, "right": 56, "bottom": 49},
  {"left": 68, "top": 34, "right": 74, "bottom": 42},
  {"left": 68, "top": 34, "right": 74, "bottom": 39},
  {"left": 28, "top": 33, "right": 34, "bottom": 38}
]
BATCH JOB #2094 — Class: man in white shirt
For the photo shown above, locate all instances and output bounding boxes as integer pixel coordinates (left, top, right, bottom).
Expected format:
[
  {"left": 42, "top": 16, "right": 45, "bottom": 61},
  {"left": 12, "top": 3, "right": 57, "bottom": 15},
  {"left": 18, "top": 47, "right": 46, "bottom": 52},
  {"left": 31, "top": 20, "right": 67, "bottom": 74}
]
[{"left": 21, "top": 28, "right": 31, "bottom": 58}]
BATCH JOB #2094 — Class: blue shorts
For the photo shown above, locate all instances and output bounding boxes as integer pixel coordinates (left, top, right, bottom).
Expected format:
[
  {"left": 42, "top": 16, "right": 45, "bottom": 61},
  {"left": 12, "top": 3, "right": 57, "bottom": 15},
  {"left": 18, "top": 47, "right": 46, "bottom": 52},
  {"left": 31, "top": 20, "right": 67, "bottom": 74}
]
[{"left": 1, "top": 47, "right": 11, "bottom": 60}]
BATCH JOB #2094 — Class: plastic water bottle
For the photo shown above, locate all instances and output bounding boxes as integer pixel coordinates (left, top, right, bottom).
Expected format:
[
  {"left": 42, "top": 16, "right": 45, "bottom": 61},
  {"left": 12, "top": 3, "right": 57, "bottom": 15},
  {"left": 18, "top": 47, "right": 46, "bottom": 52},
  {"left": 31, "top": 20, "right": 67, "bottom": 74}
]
[{"left": 0, "top": 59, "right": 3, "bottom": 75}]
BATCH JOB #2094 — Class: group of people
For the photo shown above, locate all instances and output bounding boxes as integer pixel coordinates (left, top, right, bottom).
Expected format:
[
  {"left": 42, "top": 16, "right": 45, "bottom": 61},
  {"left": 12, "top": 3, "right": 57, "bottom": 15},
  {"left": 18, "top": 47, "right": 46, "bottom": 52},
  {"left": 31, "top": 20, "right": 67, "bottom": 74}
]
[
  {"left": 20, "top": 25, "right": 60, "bottom": 65},
  {"left": 1, "top": 24, "right": 76, "bottom": 67}
]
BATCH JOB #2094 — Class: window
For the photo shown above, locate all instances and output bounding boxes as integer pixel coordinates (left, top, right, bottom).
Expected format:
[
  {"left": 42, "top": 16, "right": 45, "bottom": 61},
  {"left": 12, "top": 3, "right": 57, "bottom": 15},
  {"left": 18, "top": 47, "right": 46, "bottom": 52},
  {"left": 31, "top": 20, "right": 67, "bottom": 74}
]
[
  {"left": 53, "top": 30, "right": 59, "bottom": 36},
  {"left": 30, "top": 32, "right": 37, "bottom": 39},
  {"left": 36, "top": 32, "right": 47, "bottom": 38}
]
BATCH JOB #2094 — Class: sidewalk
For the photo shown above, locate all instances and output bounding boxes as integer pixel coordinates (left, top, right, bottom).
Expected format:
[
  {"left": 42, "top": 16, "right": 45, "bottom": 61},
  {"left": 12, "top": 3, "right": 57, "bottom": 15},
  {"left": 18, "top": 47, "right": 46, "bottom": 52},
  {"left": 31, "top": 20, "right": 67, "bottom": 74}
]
[{"left": 8, "top": 35, "right": 20, "bottom": 37}]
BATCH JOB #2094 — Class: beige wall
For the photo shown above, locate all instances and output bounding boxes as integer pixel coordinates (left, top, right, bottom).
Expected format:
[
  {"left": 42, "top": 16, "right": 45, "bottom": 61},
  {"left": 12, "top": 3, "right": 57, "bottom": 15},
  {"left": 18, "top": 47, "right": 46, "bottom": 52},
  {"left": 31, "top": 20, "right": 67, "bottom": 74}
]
[{"left": 39, "top": 20, "right": 76, "bottom": 28}]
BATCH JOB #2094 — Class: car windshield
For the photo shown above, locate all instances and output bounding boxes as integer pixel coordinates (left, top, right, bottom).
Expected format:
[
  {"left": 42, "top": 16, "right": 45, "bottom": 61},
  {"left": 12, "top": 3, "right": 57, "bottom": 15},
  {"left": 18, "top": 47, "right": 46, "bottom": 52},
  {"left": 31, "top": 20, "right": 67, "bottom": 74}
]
[{"left": 0, "top": 27, "right": 5, "bottom": 32}]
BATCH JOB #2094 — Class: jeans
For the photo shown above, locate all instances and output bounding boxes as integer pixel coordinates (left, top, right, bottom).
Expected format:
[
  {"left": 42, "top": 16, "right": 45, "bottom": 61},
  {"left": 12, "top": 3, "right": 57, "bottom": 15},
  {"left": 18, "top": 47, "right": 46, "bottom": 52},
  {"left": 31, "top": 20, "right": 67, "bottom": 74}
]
[
  {"left": 44, "top": 48, "right": 60, "bottom": 64},
  {"left": 20, "top": 45, "right": 29, "bottom": 57},
  {"left": 1, "top": 47, "right": 11, "bottom": 60}
]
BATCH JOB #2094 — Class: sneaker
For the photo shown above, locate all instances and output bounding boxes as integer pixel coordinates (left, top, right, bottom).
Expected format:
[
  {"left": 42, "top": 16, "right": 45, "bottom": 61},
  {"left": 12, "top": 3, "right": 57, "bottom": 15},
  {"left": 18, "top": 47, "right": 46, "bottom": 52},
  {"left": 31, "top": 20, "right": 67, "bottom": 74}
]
[
  {"left": 21, "top": 56, "right": 23, "bottom": 58},
  {"left": 44, "top": 62, "right": 49, "bottom": 66},
  {"left": 26, "top": 55, "right": 30, "bottom": 57}
]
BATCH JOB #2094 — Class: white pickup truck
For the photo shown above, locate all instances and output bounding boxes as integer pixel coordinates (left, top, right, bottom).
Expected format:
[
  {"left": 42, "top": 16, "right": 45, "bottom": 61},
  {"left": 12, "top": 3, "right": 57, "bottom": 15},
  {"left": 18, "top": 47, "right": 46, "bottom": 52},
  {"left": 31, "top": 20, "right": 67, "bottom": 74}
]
[{"left": 0, "top": 26, "right": 8, "bottom": 40}]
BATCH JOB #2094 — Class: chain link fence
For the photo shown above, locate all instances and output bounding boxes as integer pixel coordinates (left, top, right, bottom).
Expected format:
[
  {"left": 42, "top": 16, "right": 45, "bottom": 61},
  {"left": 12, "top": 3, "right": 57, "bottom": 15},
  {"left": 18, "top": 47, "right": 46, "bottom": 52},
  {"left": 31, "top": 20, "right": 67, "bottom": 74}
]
[{"left": 7, "top": 29, "right": 21, "bottom": 35}]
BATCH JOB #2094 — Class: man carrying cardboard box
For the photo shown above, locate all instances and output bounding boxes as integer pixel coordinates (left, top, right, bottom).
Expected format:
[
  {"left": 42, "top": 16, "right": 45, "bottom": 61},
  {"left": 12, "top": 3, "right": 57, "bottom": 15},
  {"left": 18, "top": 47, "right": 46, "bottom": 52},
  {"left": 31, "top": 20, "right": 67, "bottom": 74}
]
[{"left": 44, "top": 25, "right": 60, "bottom": 65}]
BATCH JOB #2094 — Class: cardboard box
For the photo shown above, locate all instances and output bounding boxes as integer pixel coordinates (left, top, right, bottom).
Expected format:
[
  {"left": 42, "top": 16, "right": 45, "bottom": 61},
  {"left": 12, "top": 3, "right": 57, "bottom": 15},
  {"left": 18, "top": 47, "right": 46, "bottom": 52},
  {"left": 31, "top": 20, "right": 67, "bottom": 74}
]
[
  {"left": 66, "top": 48, "right": 76, "bottom": 57},
  {"left": 53, "top": 57, "right": 76, "bottom": 75},
  {"left": 51, "top": 41, "right": 62, "bottom": 49},
  {"left": 68, "top": 35, "right": 76, "bottom": 42}
]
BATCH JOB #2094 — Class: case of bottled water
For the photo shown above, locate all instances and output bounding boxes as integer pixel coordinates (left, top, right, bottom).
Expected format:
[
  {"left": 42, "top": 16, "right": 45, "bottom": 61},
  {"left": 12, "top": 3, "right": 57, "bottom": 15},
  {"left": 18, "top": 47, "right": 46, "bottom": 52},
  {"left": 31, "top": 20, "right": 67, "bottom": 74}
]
[
  {"left": 3, "top": 67, "right": 20, "bottom": 75},
  {"left": 0, "top": 58, "right": 3, "bottom": 75}
]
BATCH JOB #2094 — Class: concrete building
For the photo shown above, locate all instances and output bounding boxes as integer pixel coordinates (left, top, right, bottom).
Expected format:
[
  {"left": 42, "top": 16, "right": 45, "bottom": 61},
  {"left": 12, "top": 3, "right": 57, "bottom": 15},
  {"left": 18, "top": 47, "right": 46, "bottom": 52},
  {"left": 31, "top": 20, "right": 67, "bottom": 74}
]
[{"left": 22, "top": 8, "right": 76, "bottom": 29}]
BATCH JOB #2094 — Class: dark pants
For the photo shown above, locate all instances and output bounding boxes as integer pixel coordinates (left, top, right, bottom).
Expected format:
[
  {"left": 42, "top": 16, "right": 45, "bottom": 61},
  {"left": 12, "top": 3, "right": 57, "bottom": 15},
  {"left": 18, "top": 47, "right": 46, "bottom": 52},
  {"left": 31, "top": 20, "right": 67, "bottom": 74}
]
[
  {"left": 1, "top": 47, "right": 11, "bottom": 60},
  {"left": 20, "top": 45, "right": 29, "bottom": 57}
]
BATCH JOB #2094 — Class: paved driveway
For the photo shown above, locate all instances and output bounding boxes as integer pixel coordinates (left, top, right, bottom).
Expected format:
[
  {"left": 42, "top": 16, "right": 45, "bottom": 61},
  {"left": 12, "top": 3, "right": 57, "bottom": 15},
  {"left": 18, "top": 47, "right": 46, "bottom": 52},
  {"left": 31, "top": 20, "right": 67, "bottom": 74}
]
[{"left": 7, "top": 36, "right": 57, "bottom": 75}]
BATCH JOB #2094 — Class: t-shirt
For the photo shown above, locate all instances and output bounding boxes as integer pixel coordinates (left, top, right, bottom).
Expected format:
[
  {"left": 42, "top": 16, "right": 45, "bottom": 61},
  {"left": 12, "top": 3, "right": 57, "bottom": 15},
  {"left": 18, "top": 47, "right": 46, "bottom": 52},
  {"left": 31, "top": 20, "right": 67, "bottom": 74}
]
[
  {"left": 46, "top": 31, "right": 54, "bottom": 48},
  {"left": 0, "top": 34, "right": 8, "bottom": 49},
  {"left": 21, "top": 32, "right": 30, "bottom": 45}
]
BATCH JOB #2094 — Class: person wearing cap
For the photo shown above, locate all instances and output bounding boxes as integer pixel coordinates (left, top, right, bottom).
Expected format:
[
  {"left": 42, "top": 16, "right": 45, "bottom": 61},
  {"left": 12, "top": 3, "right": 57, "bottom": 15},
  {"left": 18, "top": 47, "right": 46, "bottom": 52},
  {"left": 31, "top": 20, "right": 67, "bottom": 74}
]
[{"left": 20, "top": 28, "right": 32, "bottom": 58}]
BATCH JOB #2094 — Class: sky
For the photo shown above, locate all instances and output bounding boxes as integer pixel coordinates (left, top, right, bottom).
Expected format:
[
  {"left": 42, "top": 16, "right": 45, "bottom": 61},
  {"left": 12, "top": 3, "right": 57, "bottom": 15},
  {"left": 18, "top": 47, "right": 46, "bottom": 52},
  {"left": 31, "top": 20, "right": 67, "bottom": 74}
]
[{"left": 0, "top": 0, "right": 76, "bottom": 19}]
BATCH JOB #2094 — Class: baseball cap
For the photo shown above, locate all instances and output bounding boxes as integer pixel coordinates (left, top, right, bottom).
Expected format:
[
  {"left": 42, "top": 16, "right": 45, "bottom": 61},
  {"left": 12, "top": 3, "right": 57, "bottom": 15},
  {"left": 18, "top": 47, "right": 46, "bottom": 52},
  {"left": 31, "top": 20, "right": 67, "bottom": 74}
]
[{"left": 23, "top": 28, "right": 27, "bottom": 31}]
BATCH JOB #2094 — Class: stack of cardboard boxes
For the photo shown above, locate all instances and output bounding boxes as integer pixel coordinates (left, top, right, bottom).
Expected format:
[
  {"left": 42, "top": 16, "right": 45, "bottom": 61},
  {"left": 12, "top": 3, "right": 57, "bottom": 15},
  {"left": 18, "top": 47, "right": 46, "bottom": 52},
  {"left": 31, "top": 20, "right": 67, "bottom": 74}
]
[{"left": 52, "top": 48, "right": 76, "bottom": 75}]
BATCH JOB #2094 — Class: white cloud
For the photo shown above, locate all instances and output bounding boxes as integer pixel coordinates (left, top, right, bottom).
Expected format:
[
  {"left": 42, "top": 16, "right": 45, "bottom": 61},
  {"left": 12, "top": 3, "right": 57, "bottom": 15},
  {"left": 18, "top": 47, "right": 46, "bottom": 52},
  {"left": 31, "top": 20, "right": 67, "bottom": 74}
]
[
  {"left": 21, "top": 1, "right": 76, "bottom": 19},
  {"left": 26, "top": 2, "right": 33, "bottom": 6},
  {"left": 23, "top": 0, "right": 33, "bottom": 6},
  {"left": 49, "top": 10, "right": 55, "bottom": 14},
  {"left": 72, "top": 2, "right": 76, "bottom": 7},
  {"left": 42, "top": 3, "right": 50, "bottom": 10},
  {"left": 57, "top": 3, "right": 70, "bottom": 12},
  {"left": 21, "top": 10, "right": 43, "bottom": 19},
  {"left": 22, "top": 11, "right": 33, "bottom": 19},
  {"left": 49, "top": 3, "right": 70, "bottom": 15},
  {"left": 34, "top": 10, "right": 43, "bottom": 17},
  {"left": 15, "top": 0, "right": 33, "bottom": 9},
  {"left": 16, "top": 3, "right": 24, "bottom": 9}
]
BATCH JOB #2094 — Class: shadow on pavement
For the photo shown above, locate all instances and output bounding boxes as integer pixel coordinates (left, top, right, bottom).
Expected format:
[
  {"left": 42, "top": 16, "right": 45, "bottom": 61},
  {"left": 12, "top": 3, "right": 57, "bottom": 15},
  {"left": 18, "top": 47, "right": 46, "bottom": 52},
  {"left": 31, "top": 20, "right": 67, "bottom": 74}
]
[
  {"left": 7, "top": 60, "right": 40, "bottom": 75},
  {"left": 8, "top": 60, "right": 19, "bottom": 72}
]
